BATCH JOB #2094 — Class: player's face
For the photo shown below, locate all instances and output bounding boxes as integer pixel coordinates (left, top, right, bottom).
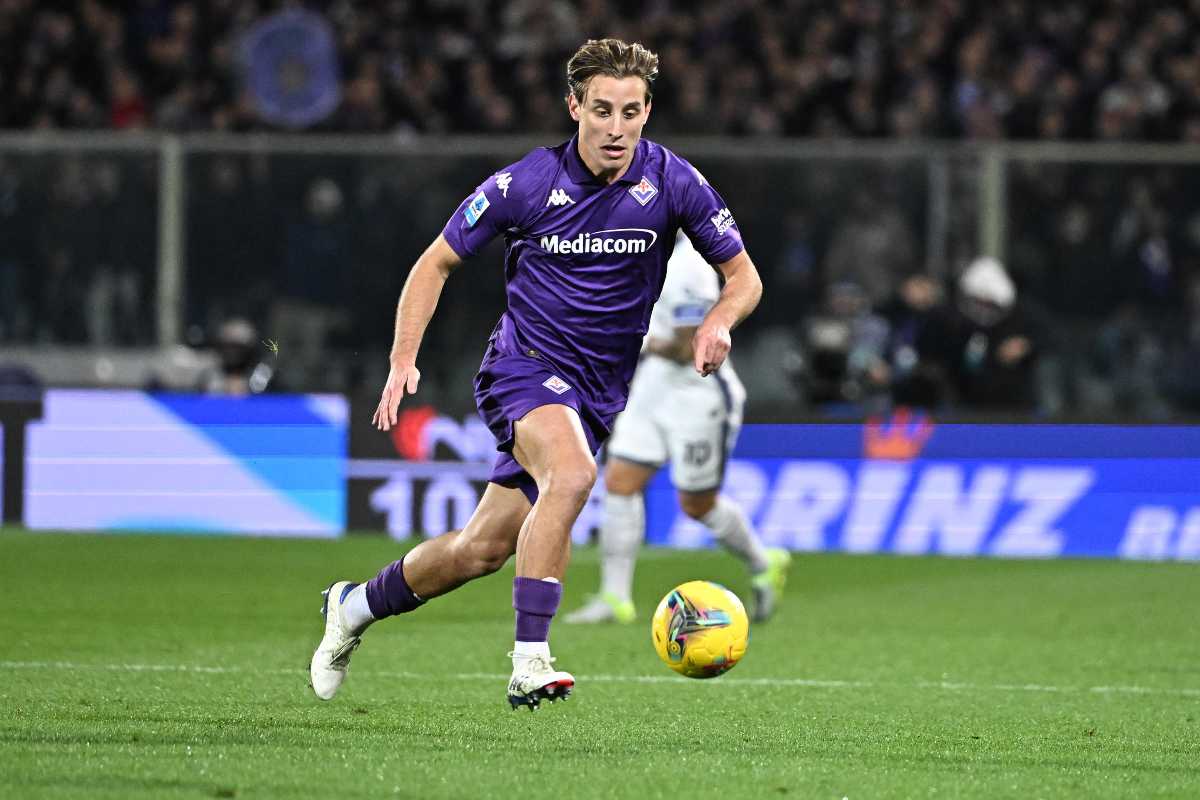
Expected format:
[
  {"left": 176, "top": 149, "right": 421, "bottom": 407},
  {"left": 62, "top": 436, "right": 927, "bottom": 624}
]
[{"left": 568, "top": 75, "right": 651, "bottom": 181}]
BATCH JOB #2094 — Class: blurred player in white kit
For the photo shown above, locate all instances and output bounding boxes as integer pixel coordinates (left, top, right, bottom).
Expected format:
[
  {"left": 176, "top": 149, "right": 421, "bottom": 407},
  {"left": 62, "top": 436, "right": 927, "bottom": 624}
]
[{"left": 567, "top": 232, "right": 791, "bottom": 624}]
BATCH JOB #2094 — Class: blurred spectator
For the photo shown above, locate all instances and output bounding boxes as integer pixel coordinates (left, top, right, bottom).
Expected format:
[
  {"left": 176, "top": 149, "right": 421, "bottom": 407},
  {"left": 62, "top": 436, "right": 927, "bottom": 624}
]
[
  {"left": 202, "top": 317, "right": 273, "bottom": 396},
  {"left": 878, "top": 273, "right": 950, "bottom": 409},
  {"left": 108, "top": 66, "right": 147, "bottom": 129},
  {"left": 787, "top": 282, "right": 891, "bottom": 412},
  {"left": 271, "top": 176, "right": 351, "bottom": 385},
  {"left": 87, "top": 160, "right": 153, "bottom": 345},
  {"left": 188, "top": 155, "right": 273, "bottom": 333},
  {"left": 1089, "top": 306, "right": 1171, "bottom": 419},
  {"left": 931, "top": 257, "right": 1044, "bottom": 413}
]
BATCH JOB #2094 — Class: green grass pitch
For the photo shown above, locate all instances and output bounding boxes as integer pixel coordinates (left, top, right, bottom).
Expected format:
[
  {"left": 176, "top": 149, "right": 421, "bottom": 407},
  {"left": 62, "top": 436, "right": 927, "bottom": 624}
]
[{"left": 2, "top": 528, "right": 1198, "bottom": 799}]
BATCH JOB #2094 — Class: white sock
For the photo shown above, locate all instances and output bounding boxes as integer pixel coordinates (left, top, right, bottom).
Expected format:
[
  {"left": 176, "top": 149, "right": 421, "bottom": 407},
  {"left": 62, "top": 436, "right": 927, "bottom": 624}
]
[
  {"left": 342, "top": 583, "right": 375, "bottom": 634},
  {"left": 512, "top": 639, "right": 551, "bottom": 668},
  {"left": 702, "top": 496, "right": 770, "bottom": 573},
  {"left": 599, "top": 491, "right": 645, "bottom": 603}
]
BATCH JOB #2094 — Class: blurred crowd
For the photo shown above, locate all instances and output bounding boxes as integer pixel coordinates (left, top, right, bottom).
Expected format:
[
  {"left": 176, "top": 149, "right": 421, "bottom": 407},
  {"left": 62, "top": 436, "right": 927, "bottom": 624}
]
[
  {"left": 4, "top": 0, "right": 1200, "bottom": 140},
  {"left": 775, "top": 158, "right": 1200, "bottom": 420},
  {"left": 0, "top": 152, "right": 157, "bottom": 346},
  {"left": 5, "top": 148, "right": 1199, "bottom": 419}
]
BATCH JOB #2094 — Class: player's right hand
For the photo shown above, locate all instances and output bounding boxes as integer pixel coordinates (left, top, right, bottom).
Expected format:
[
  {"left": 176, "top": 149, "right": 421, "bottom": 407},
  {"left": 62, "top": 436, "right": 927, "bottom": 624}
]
[{"left": 373, "top": 361, "right": 420, "bottom": 431}]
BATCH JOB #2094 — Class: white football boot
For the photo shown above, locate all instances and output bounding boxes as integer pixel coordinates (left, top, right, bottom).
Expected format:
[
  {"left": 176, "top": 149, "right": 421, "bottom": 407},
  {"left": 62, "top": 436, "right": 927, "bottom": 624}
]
[
  {"left": 750, "top": 548, "right": 793, "bottom": 623},
  {"left": 507, "top": 654, "right": 575, "bottom": 711},
  {"left": 310, "top": 581, "right": 363, "bottom": 700},
  {"left": 563, "top": 593, "right": 636, "bottom": 624}
]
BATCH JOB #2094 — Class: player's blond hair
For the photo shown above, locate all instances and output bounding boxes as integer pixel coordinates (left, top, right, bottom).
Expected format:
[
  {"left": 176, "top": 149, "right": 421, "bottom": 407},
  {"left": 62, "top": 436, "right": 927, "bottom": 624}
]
[{"left": 566, "top": 39, "right": 659, "bottom": 105}]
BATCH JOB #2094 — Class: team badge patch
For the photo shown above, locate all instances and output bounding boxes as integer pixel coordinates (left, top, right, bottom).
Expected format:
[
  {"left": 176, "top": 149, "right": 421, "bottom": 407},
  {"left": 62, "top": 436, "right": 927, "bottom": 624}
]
[
  {"left": 463, "top": 191, "right": 490, "bottom": 226},
  {"left": 629, "top": 176, "right": 658, "bottom": 206},
  {"left": 542, "top": 375, "right": 571, "bottom": 395}
]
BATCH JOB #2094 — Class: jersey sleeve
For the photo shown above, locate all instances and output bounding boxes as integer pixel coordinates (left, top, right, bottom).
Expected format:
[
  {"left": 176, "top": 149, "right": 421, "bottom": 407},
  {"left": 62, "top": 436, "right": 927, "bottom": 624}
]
[
  {"left": 440, "top": 155, "right": 541, "bottom": 259},
  {"left": 667, "top": 152, "right": 745, "bottom": 267}
]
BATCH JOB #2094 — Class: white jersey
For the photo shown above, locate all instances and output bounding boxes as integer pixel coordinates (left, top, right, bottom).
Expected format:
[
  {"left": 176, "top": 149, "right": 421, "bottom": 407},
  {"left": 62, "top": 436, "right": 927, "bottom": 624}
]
[
  {"left": 643, "top": 233, "right": 745, "bottom": 396},
  {"left": 606, "top": 233, "right": 746, "bottom": 491}
]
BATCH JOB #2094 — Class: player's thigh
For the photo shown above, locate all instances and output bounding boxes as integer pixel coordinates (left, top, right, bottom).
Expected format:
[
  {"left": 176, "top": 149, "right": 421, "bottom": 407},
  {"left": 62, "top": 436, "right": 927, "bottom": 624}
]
[
  {"left": 665, "top": 390, "right": 739, "bottom": 493},
  {"left": 511, "top": 403, "right": 597, "bottom": 492}
]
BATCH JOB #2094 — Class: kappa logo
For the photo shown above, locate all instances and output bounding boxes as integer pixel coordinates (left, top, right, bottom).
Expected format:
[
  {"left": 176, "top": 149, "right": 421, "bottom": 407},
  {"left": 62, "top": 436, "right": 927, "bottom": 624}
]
[
  {"left": 495, "top": 172, "right": 512, "bottom": 198},
  {"left": 710, "top": 207, "right": 735, "bottom": 235},
  {"left": 546, "top": 188, "right": 575, "bottom": 207},
  {"left": 629, "top": 176, "right": 658, "bottom": 206},
  {"left": 463, "top": 191, "right": 489, "bottom": 226},
  {"left": 543, "top": 375, "right": 571, "bottom": 395}
]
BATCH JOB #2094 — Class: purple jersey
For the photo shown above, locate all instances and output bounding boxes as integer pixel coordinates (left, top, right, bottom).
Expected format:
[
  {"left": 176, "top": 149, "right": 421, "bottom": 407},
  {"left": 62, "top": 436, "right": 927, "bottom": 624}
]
[{"left": 441, "top": 135, "right": 743, "bottom": 418}]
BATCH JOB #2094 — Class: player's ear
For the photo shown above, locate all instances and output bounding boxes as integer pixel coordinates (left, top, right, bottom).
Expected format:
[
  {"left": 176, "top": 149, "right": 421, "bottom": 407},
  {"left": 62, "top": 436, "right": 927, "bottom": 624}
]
[{"left": 567, "top": 92, "right": 581, "bottom": 122}]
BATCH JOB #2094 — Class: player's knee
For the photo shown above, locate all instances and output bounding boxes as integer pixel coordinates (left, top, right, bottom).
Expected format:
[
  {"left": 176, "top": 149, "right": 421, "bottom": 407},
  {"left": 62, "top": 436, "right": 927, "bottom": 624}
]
[
  {"left": 605, "top": 466, "right": 640, "bottom": 496},
  {"left": 543, "top": 458, "right": 597, "bottom": 507},
  {"left": 678, "top": 491, "right": 717, "bottom": 520}
]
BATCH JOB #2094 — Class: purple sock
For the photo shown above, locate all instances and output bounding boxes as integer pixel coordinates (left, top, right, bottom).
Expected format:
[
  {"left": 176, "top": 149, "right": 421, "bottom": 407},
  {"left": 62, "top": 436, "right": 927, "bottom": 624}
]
[
  {"left": 364, "top": 557, "right": 425, "bottom": 619},
  {"left": 513, "top": 577, "right": 563, "bottom": 642}
]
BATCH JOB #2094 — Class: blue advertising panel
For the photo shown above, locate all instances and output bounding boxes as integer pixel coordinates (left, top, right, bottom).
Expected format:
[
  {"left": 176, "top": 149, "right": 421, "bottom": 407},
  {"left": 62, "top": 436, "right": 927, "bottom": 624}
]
[
  {"left": 23, "top": 390, "right": 347, "bottom": 536},
  {"left": 347, "top": 408, "right": 1199, "bottom": 561},
  {"left": 644, "top": 421, "right": 1200, "bottom": 561}
]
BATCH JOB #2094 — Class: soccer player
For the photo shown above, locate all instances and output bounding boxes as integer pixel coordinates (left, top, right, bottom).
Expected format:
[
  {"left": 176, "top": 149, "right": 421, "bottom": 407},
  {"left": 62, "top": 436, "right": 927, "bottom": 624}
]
[
  {"left": 565, "top": 233, "right": 790, "bottom": 626},
  {"left": 310, "top": 39, "right": 763, "bottom": 710}
]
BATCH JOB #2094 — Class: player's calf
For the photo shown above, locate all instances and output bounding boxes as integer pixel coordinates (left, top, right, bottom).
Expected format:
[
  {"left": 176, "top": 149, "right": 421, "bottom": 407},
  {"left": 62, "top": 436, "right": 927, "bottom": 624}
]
[{"left": 452, "top": 534, "right": 515, "bottom": 580}]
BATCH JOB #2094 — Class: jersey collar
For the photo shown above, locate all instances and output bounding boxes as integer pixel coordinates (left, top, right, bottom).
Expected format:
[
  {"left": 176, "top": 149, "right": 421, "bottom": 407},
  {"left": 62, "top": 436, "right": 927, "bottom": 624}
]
[{"left": 564, "top": 134, "right": 647, "bottom": 186}]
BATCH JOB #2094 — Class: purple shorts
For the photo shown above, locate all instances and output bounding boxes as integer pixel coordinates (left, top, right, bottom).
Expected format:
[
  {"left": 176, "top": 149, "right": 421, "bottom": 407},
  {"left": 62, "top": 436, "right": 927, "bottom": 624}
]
[{"left": 473, "top": 345, "right": 614, "bottom": 504}]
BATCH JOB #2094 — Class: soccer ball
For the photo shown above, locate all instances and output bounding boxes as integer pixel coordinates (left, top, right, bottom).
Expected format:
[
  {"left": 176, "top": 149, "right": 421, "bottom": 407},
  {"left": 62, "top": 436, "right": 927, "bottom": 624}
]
[{"left": 650, "top": 580, "right": 749, "bottom": 679}]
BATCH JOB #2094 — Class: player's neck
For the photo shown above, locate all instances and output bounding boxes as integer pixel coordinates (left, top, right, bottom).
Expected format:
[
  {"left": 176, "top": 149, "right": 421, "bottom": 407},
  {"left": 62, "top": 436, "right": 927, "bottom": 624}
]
[{"left": 576, "top": 140, "right": 631, "bottom": 185}]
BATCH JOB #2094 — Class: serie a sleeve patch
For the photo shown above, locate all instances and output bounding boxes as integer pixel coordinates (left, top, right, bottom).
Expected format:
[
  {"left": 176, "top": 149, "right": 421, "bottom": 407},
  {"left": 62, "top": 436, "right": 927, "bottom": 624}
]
[{"left": 463, "top": 191, "right": 490, "bottom": 226}]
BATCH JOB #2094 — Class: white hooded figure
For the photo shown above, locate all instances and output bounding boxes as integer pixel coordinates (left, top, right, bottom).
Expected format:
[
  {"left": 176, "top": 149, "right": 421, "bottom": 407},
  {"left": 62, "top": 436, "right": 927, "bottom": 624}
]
[
  {"left": 948, "top": 256, "right": 1039, "bottom": 410},
  {"left": 958, "top": 256, "right": 1016, "bottom": 327}
]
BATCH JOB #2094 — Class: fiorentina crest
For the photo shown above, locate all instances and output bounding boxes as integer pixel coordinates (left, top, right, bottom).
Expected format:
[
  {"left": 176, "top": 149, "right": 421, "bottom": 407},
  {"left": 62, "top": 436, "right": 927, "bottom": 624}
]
[
  {"left": 628, "top": 176, "right": 657, "bottom": 206},
  {"left": 542, "top": 375, "right": 571, "bottom": 395}
]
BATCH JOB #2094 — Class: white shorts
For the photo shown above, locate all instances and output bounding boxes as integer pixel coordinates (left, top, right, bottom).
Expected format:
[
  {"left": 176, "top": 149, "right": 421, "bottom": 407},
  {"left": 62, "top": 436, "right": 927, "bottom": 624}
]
[{"left": 607, "top": 358, "right": 744, "bottom": 493}]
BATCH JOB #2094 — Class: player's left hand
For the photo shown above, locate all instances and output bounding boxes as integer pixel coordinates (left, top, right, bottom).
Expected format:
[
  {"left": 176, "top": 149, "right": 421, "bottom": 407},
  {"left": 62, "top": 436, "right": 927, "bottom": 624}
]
[
  {"left": 692, "top": 321, "right": 731, "bottom": 377},
  {"left": 373, "top": 360, "right": 420, "bottom": 431}
]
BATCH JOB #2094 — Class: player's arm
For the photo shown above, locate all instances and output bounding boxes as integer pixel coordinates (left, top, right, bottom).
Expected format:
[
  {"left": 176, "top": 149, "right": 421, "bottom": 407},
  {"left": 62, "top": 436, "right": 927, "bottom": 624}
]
[
  {"left": 645, "top": 325, "right": 698, "bottom": 364},
  {"left": 372, "top": 235, "right": 462, "bottom": 431},
  {"left": 692, "top": 250, "right": 762, "bottom": 376}
]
